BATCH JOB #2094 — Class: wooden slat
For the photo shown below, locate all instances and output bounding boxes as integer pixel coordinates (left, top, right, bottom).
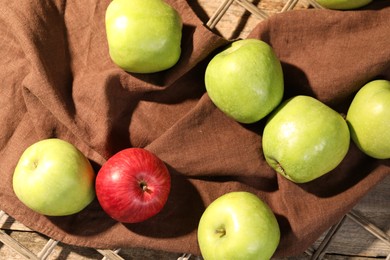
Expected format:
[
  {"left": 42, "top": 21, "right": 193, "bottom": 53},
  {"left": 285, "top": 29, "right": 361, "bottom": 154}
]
[
  {"left": 206, "top": 0, "right": 234, "bottom": 29},
  {"left": 37, "top": 239, "right": 58, "bottom": 259},
  {"left": 311, "top": 176, "right": 390, "bottom": 258},
  {"left": 178, "top": 253, "right": 192, "bottom": 260},
  {"left": 0, "top": 216, "right": 32, "bottom": 232},
  {"left": 96, "top": 249, "right": 124, "bottom": 260},
  {"left": 234, "top": 0, "right": 269, "bottom": 20},
  {"left": 281, "top": 0, "right": 300, "bottom": 12},
  {"left": 0, "top": 229, "right": 39, "bottom": 260},
  {"left": 198, "top": 0, "right": 311, "bottom": 39},
  {"left": 311, "top": 216, "right": 347, "bottom": 260},
  {"left": 347, "top": 210, "right": 390, "bottom": 247}
]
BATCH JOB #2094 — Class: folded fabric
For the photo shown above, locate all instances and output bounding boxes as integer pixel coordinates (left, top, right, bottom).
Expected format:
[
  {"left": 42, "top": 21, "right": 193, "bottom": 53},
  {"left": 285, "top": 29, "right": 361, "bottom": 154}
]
[{"left": 0, "top": 0, "right": 389, "bottom": 257}]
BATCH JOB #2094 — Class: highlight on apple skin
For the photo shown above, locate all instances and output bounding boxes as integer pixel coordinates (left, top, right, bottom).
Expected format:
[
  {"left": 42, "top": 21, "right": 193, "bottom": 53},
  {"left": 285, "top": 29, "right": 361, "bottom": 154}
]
[
  {"left": 197, "top": 191, "right": 280, "bottom": 260},
  {"left": 12, "top": 138, "right": 96, "bottom": 216},
  {"left": 346, "top": 79, "right": 390, "bottom": 159},
  {"left": 105, "top": 0, "right": 183, "bottom": 73},
  {"left": 262, "top": 95, "right": 350, "bottom": 183},
  {"left": 205, "top": 39, "right": 284, "bottom": 124}
]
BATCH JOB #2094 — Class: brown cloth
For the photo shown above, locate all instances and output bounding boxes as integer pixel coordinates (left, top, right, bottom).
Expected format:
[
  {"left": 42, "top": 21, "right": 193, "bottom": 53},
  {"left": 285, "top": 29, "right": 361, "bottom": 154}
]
[{"left": 1, "top": 0, "right": 389, "bottom": 257}]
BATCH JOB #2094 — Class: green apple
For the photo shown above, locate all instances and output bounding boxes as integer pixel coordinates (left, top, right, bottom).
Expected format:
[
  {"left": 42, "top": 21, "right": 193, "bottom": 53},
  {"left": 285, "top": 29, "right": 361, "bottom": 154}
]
[
  {"left": 197, "top": 191, "right": 280, "bottom": 260},
  {"left": 12, "top": 138, "right": 96, "bottom": 216},
  {"left": 315, "top": 0, "right": 372, "bottom": 10},
  {"left": 205, "top": 39, "right": 284, "bottom": 124},
  {"left": 262, "top": 95, "right": 350, "bottom": 183},
  {"left": 346, "top": 79, "right": 390, "bottom": 159},
  {"left": 105, "top": 0, "right": 182, "bottom": 73}
]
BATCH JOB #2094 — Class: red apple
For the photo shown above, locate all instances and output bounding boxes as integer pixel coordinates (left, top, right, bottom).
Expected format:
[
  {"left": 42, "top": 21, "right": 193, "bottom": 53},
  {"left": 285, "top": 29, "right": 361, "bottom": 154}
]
[{"left": 95, "top": 148, "right": 171, "bottom": 223}]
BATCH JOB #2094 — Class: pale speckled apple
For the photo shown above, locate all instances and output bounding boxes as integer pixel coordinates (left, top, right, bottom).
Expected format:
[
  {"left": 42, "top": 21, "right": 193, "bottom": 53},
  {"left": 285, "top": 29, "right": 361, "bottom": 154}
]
[
  {"left": 12, "top": 139, "right": 95, "bottom": 216},
  {"left": 262, "top": 95, "right": 350, "bottom": 183},
  {"left": 105, "top": 0, "right": 182, "bottom": 73},
  {"left": 205, "top": 39, "right": 284, "bottom": 124},
  {"left": 346, "top": 79, "right": 390, "bottom": 159},
  {"left": 315, "top": 0, "right": 372, "bottom": 9},
  {"left": 197, "top": 191, "right": 280, "bottom": 260}
]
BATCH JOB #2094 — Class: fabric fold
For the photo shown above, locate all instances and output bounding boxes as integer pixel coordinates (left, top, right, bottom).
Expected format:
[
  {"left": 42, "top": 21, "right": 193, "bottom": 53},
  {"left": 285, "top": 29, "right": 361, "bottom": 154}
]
[{"left": 0, "top": 0, "right": 389, "bottom": 257}]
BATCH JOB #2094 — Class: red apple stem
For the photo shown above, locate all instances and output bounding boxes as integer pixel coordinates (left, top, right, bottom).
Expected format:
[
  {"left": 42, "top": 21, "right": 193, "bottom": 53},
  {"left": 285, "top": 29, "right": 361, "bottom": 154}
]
[{"left": 139, "top": 181, "right": 152, "bottom": 193}]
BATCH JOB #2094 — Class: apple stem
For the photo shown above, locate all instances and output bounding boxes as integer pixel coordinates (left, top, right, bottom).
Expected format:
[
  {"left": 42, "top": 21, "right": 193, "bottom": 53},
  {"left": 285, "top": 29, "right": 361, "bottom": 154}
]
[
  {"left": 276, "top": 163, "right": 288, "bottom": 177},
  {"left": 215, "top": 228, "right": 226, "bottom": 238},
  {"left": 139, "top": 181, "right": 151, "bottom": 193},
  {"left": 33, "top": 160, "right": 39, "bottom": 168}
]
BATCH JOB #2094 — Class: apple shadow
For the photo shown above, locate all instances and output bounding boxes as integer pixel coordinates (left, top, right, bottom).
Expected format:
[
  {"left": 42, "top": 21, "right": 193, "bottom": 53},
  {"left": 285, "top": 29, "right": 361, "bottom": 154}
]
[
  {"left": 140, "top": 57, "right": 209, "bottom": 105},
  {"left": 280, "top": 62, "right": 314, "bottom": 100},
  {"left": 272, "top": 213, "right": 296, "bottom": 257},
  {"left": 187, "top": 1, "right": 210, "bottom": 24},
  {"left": 353, "top": 0, "right": 390, "bottom": 10},
  {"left": 46, "top": 199, "right": 117, "bottom": 236},
  {"left": 230, "top": 0, "right": 261, "bottom": 40},
  {"left": 45, "top": 161, "right": 118, "bottom": 236},
  {"left": 123, "top": 167, "right": 205, "bottom": 238},
  {"left": 193, "top": 173, "right": 279, "bottom": 193},
  {"left": 102, "top": 74, "right": 140, "bottom": 155},
  {"left": 101, "top": 50, "right": 209, "bottom": 156}
]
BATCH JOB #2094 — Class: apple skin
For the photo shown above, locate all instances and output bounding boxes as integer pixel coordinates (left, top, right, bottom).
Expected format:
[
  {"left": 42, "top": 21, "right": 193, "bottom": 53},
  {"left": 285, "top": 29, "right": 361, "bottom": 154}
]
[
  {"left": 205, "top": 39, "right": 284, "bottom": 124},
  {"left": 346, "top": 80, "right": 390, "bottom": 159},
  {"left": 262, "top": 95, "right": 350, "bottom": 183},
  {"left": 197, "top": 191, "right": 280, "bottom": 260},
  {"left": 105, "top": 0, "right": 182, "bottom": 73},
  {"left": 95, "top": 148, "right": 171, "bottom": 223},
  {"left": 12, "top": 138, "right": 96, "bottom": 216},
  {"left": 315, "top": 0, "right": 372, "bottom": 9}
]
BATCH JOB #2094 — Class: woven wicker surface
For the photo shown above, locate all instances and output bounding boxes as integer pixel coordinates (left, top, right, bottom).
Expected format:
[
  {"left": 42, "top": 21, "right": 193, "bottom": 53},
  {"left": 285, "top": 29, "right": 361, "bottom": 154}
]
[
  {"left": 1, "top": 0, "right": 389, "bottom": 259},
  {"left": 195, "top": 0, "right": 319, "bottom": 39},
  {"left": 1, "top": 177, "right": 389, "bottom": 259}
]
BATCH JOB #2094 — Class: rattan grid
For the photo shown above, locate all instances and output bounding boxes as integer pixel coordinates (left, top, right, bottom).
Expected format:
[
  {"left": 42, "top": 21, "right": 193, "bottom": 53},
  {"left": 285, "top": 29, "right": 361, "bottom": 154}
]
[
  {"left": 1, "top": 205, "right": 389, "bottom": 259},
  {"left": 1, "top": 0, "right": 389, "bottom": 259}
]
